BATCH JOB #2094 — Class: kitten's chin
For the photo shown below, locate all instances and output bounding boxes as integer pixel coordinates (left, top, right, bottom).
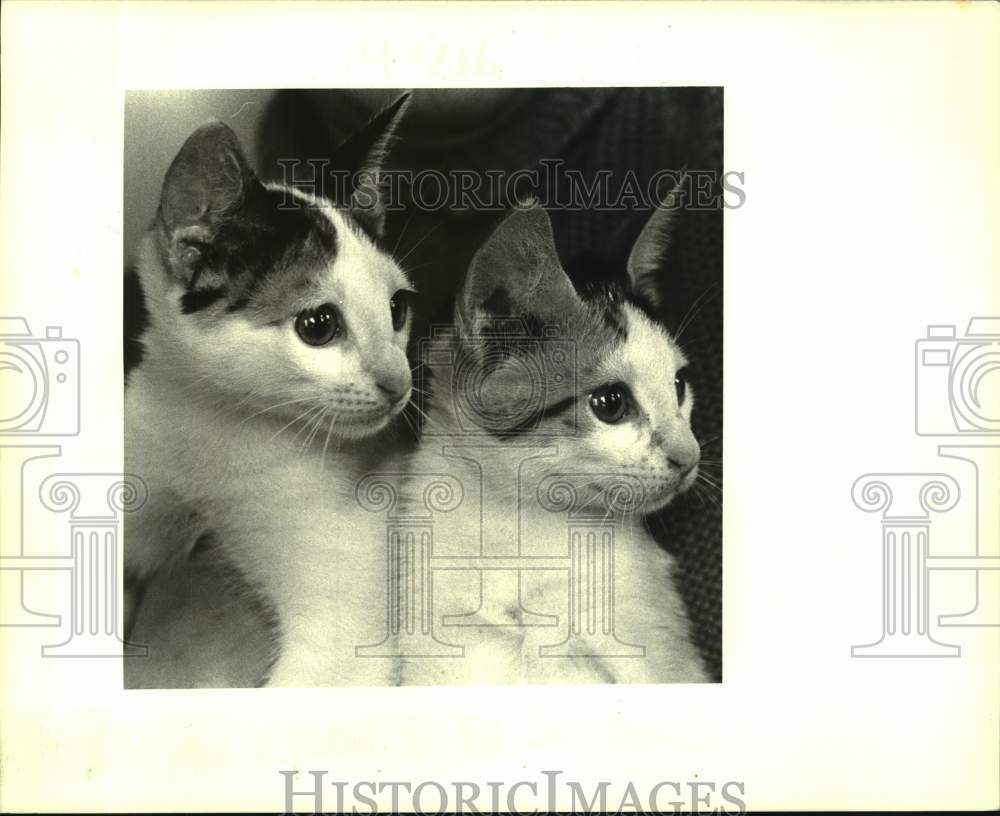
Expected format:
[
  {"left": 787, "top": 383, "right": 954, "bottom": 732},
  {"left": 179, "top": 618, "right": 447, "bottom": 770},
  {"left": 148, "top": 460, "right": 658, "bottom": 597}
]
[
  {"left": 641, "top": 470, "right": 698, "bottom": 513},
  {"left": 330, "top": 402, "right": 408, "bottom": 441},
  {"left": 311, "top": 391, "right": 412, "bottom": 442},
  {"left": 642, "top": 491, "right": 679, "bottom": 514},
  {"left": 332, "top": 415, "right": 395, "bottom": 441}
]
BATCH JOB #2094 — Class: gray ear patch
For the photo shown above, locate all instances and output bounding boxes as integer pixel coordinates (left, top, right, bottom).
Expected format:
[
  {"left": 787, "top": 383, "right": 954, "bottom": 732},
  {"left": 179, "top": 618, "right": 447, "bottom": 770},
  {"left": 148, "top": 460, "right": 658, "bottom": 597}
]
[
  {"left": 460, "top": 204, "right": 582, "bottom": 330},
  {"left": 158, "top": 121, "right": 255, "bottom": 236}
]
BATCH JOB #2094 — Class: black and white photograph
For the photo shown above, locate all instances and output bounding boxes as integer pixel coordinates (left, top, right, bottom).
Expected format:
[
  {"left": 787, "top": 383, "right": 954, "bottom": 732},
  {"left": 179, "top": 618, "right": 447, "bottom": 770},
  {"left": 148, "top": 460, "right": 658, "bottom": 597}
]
[
  {"left": 122, "top": 87, "right": 725, "bottom": 688},
  {"left": 1, "top": 2, "right": 997, "bottom": 813}
]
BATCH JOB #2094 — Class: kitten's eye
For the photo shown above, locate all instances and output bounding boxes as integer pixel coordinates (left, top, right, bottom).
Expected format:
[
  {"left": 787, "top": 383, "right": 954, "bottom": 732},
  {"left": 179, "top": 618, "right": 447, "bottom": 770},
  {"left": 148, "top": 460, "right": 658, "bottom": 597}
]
[
  {"left": 589, "top": 383, "right": 630, "bottom": 424},
  {"left": 390, "top": 290, "right": 410, "bottom": 332},
  {"left": 180, "top": 243, "right": 203, "bottom": 267},
  {"left": 295, "top": 303, "right": 342, "bottom": 346},
  {"left": 675, "top": 368, "right": 688, "bottom": 404}
]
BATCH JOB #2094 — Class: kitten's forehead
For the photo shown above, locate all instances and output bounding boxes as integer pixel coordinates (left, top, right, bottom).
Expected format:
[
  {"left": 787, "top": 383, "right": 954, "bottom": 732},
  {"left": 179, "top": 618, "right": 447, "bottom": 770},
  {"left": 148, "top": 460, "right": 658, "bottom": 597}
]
[
  {"left": 253, "top": 188, "right": 406, "bottom": 321},
  {"left": 181, "top": 185, "right": 406, "bottom": 324},
  {"left": 602, "top": 303, "right": 685, "bottom": 384}
]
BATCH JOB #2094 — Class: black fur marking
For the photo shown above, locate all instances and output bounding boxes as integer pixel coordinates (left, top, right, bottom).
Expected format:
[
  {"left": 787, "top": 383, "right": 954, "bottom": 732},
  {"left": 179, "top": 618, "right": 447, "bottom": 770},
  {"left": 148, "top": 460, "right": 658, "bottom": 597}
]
[
  {"left": 598, "top": 288, "right": 629, "bottom": 339},
  {"left": 507, "top": 394, "right": 577, "bottom": 435},
  {"left": 181, "top": 287, "right": 226, "bottom": 314},
  {"left": 167, "top": 184, "right": 341, "bottom": 322},
  {"left": 621, "top": 287, "right": 661, "bottom": 326},
  {"left": 486, "top": 392, "right": 579, "bottom": 440},
  {"left": 565, "top": 246, "right": 664, "bottom": 331},
  {"left": 208, "top": 185, "right": 338, "bottom": 289},
  {"left": 577, "top": 281, "right": 629, "bottom": 339},
  {"left": 124, "top": 266, "right": 148, "bottom": 380}
]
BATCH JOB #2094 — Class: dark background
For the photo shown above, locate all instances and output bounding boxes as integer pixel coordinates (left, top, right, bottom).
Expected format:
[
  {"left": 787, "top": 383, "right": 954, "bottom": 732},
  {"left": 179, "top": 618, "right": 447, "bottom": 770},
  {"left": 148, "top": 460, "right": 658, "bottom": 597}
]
[{"left": 125, "top": 88, "right": 723, "bottom": 680}]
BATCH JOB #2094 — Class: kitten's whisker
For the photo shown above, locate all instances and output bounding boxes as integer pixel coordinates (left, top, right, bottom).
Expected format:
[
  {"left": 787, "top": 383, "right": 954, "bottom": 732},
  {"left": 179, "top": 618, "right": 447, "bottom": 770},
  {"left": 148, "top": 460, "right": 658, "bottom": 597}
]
[
  {"left": 320, "top": 410, "right": 337, "bottom": 471},
  {"left": 698, "top": 471, "right": 722, "bottom": 489},
  {"left": 392, "top": 213, "right": 414, "bottom": 257},
  {"left": 300, "top": 407, "right": 329, "bottom": 456},
  {"left": 269, "top": 403, "right": 320, "bottom": 443},
  {"left": 177, "top": 372, "right": 217, "bottom": 393},
  {"left": 409, "top": 400, "right": 437, "bottom": 432},
  {"left": 674, "top": 284, "right": 721, "bottom": 343},
  {"left": 692, "top": 483, "right": 710, "bottom": 512},
  {"left": 240, "top": 395, "right": 319, "bottom": 426},
  {"left": 289, "top": 405, "right": 326, "bottom": 448},
  {"left": 233, "top": 387, "right": 262, "bottom": 411},
  {"left": 400, "top": 407, "right": 419, "bottom": 439},
  {"left": 396, "top": 221, "right": 444, "bottom": 267},
  {"left": 694, "top": 483, "right": 719, "bottom": 511},
  {"left": 696, "top": 475, "right": 722, "bottom": 507}
]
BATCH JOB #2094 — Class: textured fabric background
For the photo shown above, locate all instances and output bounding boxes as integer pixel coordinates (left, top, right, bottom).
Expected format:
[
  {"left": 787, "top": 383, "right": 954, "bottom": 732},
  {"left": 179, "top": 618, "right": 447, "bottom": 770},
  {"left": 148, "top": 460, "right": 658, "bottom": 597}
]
[{"left": 126, "top": 88, "right": 723, "bottom": 681}]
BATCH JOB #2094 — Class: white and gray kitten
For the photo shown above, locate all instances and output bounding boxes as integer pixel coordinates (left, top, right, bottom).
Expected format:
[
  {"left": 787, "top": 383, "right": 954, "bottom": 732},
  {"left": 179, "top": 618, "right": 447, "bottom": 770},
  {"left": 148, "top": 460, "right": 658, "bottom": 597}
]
[
  {"left": 395, "top": 196, "right": 708, "bottom": 684},
  {"left": 125, "top": 97, "right": 416, "bottom": 686}
]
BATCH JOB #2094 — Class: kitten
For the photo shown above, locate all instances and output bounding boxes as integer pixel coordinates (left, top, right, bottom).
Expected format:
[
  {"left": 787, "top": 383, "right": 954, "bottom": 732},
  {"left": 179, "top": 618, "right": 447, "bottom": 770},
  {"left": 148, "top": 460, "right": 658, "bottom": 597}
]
[
  {"left": 395, "top": 194, "right": 708, "bottom": 684},
  {"left": 125, "top": 96, "right": 415, "bottom": 686}
]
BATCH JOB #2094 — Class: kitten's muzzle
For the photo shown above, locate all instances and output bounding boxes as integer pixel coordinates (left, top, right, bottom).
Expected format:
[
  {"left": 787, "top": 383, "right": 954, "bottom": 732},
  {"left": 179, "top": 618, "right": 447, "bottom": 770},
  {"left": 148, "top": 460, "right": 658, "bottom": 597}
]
[
  {"left": 377, "top": 381, "right": 409, "bottom": 405},
  {"left": 668, "top": 457, "right": 697, "bottom": 476}
]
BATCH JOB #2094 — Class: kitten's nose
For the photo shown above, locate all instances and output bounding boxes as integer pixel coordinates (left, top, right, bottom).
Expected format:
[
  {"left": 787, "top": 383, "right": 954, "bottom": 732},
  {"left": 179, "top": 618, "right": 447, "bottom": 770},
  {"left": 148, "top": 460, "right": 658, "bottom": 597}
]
[
  {"left": 668, "top": 457, "right": 696, "bottom": 476},
  {"left": 666, "top": 427, "right": 700, "bottom": 474},
  {"left": 377, "top": 382, "right": 408, "bottom": 403},
  {"left": 376, "top": 370, "right": 411, "bottom": 403}
]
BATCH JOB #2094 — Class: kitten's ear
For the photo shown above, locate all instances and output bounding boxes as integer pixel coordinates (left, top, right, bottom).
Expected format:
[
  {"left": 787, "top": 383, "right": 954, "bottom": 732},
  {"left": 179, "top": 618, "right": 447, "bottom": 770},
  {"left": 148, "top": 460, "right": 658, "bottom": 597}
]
[
  {"left": 626, "top": 173, "right": 686, "bottom": 312},
  {"left": 156, "top": 122, "right": 260, "bottom": 285},
  {"left": 158, "top": 121, "right": 256, "bottom": 237},
  {"left": 339, "top": 91, "right": 411, "bottom": 240},
  {"left": 459, "top": 202, "right": 580, "bottom": 329}
]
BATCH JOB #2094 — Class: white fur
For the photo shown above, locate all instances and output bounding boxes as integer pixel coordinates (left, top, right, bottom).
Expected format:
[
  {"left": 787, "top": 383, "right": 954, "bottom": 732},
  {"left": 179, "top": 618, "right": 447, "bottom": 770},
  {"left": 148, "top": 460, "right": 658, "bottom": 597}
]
[
  {"left": 397, "top": 303, "right": 708, "bottom": 685},
  {"left": 126, "top": 199, "right": 413, "bottom": 687}
]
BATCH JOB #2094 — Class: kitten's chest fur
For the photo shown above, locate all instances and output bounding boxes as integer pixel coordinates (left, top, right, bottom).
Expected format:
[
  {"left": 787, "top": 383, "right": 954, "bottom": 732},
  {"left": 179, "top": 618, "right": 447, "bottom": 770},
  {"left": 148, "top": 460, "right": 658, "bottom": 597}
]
[
  {"left": 396, "top": 440, "right": 707, "bottom": 685},
  {"left": 126, "top": 369, "right": 394, "bottom": 684}
]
